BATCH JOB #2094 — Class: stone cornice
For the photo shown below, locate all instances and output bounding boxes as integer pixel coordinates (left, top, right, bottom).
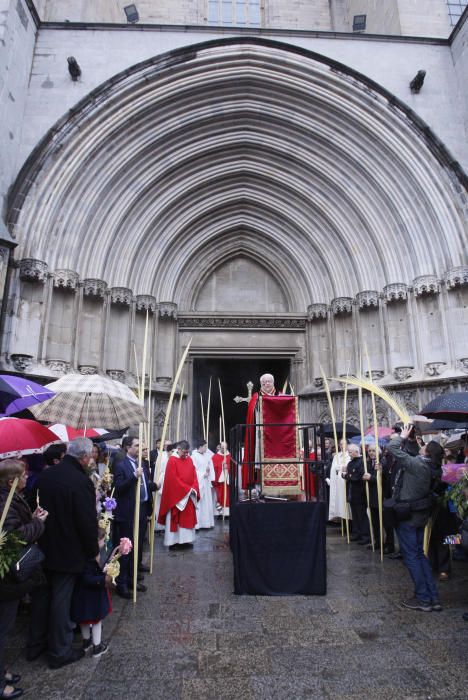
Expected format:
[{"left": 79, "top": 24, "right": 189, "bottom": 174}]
[
  {"left": 82, "top": 278, "right": 107, "bottom": 298},
  {"left": 331, "top": 297, "right": 353, "bottom": 315},
  {"left": 383, "top": 283, "right": 408, "bottom": 302},
  {"left": 178, "top": 315, "right": 306, "bottom": 329},
  {"left": 413, "top": 275, "right": 440, "bottom": 297},
  {"left": 444, "top": 266, "right": 468, "bottom": 290},
  {"left": 307, "top": 303, "right": 328, "bottom": 320},
  {"left": 356, "top": 290, "right": 379, "bottom": 309},
  {"left": 52, "top": 269, "right": 79, "bottom": 291},
  {"left": 19, "top": 258, "right": 48, "bottom": 283},
  {"left": 109, "top": 287, "right": 133, "bottom": 306}
]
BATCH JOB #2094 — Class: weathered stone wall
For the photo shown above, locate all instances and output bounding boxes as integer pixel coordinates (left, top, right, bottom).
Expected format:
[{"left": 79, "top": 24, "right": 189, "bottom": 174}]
[
  {"left": 0, "top": 0, "right": 37, "bottom": 217},
  {"left": 14, "top": 26, "right": 468, "bottom": 180},
  {"left": 451, "top": 8, "right": 468, "bottom": 162}
]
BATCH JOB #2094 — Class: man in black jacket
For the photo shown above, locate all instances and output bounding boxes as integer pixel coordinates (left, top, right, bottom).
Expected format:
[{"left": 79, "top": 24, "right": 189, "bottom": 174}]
[
  {"left": 387, "top": 426, "right": 444, "bottom": 612},
  {"left": 342, "top": 444, "right": 370, "bottom": 544},
  {"left": 36, "top": 437, "right": 98, "bottom": 669}
]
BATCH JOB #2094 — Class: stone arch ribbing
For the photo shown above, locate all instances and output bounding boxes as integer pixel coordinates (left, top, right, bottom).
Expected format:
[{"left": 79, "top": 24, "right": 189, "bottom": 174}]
[{"left": 7, "top": 37, "right": 468, "bottom": 308}]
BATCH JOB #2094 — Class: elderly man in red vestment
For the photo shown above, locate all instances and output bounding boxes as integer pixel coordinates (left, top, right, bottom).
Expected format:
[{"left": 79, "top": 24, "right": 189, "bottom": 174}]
[
  {"left": 242, "top": 373, "right": 280, "bottom": 489},
  {"left": 157, "top": 440, "right": 200, "bottom": 549}
]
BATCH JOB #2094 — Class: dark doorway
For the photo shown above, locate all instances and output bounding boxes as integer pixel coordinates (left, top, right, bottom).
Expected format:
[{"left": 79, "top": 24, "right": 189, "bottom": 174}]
[{"left": 192, "top": 357, "right": 290, "bottom": 450}]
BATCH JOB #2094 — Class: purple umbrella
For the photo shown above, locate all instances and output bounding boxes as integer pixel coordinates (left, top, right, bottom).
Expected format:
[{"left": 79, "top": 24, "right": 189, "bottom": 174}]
[{"left": 0, "top": 375, "right": 55, "bottom": 415}]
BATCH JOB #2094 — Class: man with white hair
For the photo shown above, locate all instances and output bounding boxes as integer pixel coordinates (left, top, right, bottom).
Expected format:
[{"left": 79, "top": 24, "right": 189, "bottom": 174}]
[
  {"left": 35, "top": 437, "right": 99, "bottom": 669},
  {"left": 342, "top": 443, "right": 370, "bottom": 544},
  {"left": 242, "top": 373, "right": 280, "bottom": 489}
]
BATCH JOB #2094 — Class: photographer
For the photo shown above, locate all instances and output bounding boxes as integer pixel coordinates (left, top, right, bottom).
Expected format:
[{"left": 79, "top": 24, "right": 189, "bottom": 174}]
[{"left": 387, "top": 425, "right": 444, "bottom": 612}]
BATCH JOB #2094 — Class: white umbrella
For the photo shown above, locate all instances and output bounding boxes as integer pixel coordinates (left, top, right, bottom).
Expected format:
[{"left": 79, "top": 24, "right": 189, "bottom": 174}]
[{"left": 30, "top": 374, "right": 145, "bottom": 430}]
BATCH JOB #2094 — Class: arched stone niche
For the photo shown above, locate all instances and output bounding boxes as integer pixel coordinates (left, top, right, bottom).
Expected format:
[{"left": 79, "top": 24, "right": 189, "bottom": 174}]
[{"left": 194, "top": 256, "right": 288, "bottom": 313}]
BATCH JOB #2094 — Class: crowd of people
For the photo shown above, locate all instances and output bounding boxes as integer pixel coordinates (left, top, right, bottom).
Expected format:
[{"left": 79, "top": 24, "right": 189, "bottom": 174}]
[
  {"left": 323, "top": 425, "right": 468, "bottom": 612},
  {"left": 0, "top": 434, "right": 232, "bottom": 698},
  {"left": 1, "top": 414, "right": 467, "bottom": 698}
]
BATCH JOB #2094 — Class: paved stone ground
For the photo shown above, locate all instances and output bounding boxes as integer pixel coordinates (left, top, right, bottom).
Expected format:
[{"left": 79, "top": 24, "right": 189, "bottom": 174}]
[{"left": 5, "top": 522, "right": 468, "bottom": 699}]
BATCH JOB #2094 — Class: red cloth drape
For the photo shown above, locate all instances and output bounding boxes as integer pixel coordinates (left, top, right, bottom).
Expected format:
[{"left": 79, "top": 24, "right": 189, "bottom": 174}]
[{"left": 157, "top": 455, "right": 200, "bottom": 532}]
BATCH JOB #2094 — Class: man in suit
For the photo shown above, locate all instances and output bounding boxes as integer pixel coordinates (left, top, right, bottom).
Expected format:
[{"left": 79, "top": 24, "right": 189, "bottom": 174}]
[
  {"left": 36, "top": 437, "right": 98, "bottom": 669},
  {"left": 113, "top": 436, "right": 156, "bottom": 598}
]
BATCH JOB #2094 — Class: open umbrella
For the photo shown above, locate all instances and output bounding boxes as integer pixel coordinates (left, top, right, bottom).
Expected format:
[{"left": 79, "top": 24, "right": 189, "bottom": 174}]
[
  {"left": 420, "top": 392, "right": 468, "bottom": 422},
  {"left": 48, "top": 424, "right": 108, "bottom": 442},
  {"left": 365, "top": 426, "right": 393, "bottom": 438},
  {"left": 0, "top": 417, "right": 60, "bottom": 458},
  {"left": 350, "top": 434, "right": 389, "bottom": 447},
  {"left": 29, "top": 374, "right": 145, "bottom": 430},
  {"left": 321, "top": 422, "right": 361, "bottom": 438},
  {"left": 0, "top": 375, "right": 55, "bottom": 416}
]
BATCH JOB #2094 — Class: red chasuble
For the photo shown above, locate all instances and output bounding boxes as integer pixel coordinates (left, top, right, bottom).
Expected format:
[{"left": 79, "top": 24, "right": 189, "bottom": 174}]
[
  {"left": 212, "top": 452, "right": 231, "bottom": 508},
  {"left": 157, "top": 455, "right": 200, "bottom": 532}
]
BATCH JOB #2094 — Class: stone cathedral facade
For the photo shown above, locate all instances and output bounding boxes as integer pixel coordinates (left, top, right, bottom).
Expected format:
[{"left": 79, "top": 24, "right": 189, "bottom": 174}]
[{"left": 0, "top": 1, "right": 467, "bottom": 437}]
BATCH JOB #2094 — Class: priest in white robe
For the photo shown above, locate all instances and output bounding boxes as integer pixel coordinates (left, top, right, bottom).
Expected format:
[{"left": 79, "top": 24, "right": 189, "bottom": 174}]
[
  {"left": 328, "top": 440, "right": 352, "bottom": 522},
  {"left": 191, "top": 439, "right": 215, "bottom": 529}
]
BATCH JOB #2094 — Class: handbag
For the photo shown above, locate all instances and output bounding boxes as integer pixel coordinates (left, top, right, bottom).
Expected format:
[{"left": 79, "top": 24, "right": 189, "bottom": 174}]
[{"left": 10, "top": 543, "right": 44, "bottom": 583}]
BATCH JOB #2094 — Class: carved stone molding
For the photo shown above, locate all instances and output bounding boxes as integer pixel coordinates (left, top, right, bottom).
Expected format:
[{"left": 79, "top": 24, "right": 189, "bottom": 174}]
[
  {"left": 158, "top": 302, "right": 178, "bottom": 319},
  {"left": 79, "top": 365, "right": 98, "bottom": 375},
  {"left": 313, "top": 377, "right": 324, "bottom": 389},
  {"left": 413, "top": 275, "right": 440, "bottom": 297},
  {"left": 383, "top": 283, "right": 408, "bottom": 303},
  {"left": 82, "top": 278, "right": 107, "bottom": 299},
  {"left": 106, "top": 369, "right": 126, "bottom": 382},
  {"left": 331, "top": 297, "right": 353, "bottom": 315},
  {"left": 19, "top": 258, "right": 48, "bottom": 283},
  {"left": 46, "top": 359, "right": 70, "bottom": 373},
  {"left": 52, "top": 269, "right": 79, "bottom": 291},
  {"left": 307, "top": 303, "right": 328, "bottom": 320},
  {"left": 156, "top": 376, "right": 172, "bottom": 387},
  {"left": 153, "top": 399, "right": 167, "bottom": 427},
  {"left": 178, "top": 317, "right": 306, "bottom": 329},
  {"left": 445, "top": 266, "right": 468, "bottom": 290},
  {"left": 393, "top": 366, "right": 414, "bottom": 382},
  {"left": 458, "top": 358, "right": 468, "bottom": 374},
  {"left": 110, "top": 287, "right": 133, "bottom": 306},
  {"left": 365, "top": 370, "right": 384, "bottom": 381},
  {"left": 356, "top": 290, "right": 379, "bottom": 309},
  {"left": 135, "top": 294, "right": 157, "bottom": 313},
  {"left": 425, "top": 362, "right": 446, "bottom": 377},
  {"left": 10, "top": 353, "right": 33, "bottom": 371}
]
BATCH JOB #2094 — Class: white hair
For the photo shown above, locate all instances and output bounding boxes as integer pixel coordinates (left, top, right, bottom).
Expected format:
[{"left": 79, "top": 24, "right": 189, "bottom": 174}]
[
  {"left": 260, "top": 373, "right": 274, "bottom": 382},
  {"left": 348, "top": 444, "right": 360, "bottom": 456},
  {"left": 67, "top": 437, "right": 94, "bottom": 459}
]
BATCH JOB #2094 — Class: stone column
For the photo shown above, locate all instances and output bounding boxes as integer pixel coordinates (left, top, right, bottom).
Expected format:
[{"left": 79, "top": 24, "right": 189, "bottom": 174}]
[
  {"left": 156, "top": 302, "right": 178, "bottom": 384},
  {"left": 8, "top": 258, "right": 48, "bottom": 372},
  {"left": 444, "top": 266, "right": 468, "bottom": 373},
  {"left": 355, "top": 290, "right": 384, "bottom": 374},
  {"left": 106, "top": 287, "right": 133, "bottom": 375},
  {"left": 45, "top": 269, "right": 80, "bottom": 372},
  {"left": 78, "top": 279, "right": 108, "bottom": 374},
  {"left": 306, "top": 303, "right": 329, "bottom": 384},
  {"left": 330, "top": 297, "right": 353, "bottom": 377}
]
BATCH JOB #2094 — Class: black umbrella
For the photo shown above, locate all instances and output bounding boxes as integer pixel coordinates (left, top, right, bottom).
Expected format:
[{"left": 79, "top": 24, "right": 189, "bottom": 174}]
[
  {"left": 321, "top": 422, "right": 361, "bottom": 438},
  {"left": 429, "top": 418, "right": 467, "bottom": 431},
  {"left": 420, "top": 392, "right": 468, "bottom": 422}
]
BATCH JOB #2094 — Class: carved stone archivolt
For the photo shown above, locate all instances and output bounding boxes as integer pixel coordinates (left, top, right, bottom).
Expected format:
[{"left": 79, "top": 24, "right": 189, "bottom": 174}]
[
  {"left": 445, "top": 266, "right": 468, "bottom": 290},
  {"left": 178, "top": 316, "right": 306, "bottom": 329},
  {"left": 110, "top": 287, "right": 133, "bottom": 306},
  {"left": 10, "top": 354, "right": 33, "bottom": 371},
  {"left": 425, "top": 362, "right": 446, "bottom": 377},
  {"left": 393, "top": 366, "right": 413, "bottom": 382},
  {"left": 331, "top": 297, "right": 353, "bottom": 315},
  {"left": 383, "top": 283, "right": 408, "bottom": 303},
  {"left": 307, "top": 303, "right": 328, "bottom": 320},
  {"left": 413, "top": 275, "right": 440, "bottom": 297},
  {"left": 19, "top": 258, "right": 48, "bottom": 283},
  {"left": 159, "top": 302, "right": 178, "bottom": 319},
  {"left": 82, "top": 278, "right": 107, "bottom": 298},
  {"left": 356, "top": 290, "right": 379, "bottom": 309},
  {"left": 46, "top": 359, "right": 70, "bottom": 373},
  {"left": 52, "top": 269, "right": 79, "bottom": 291},
  {"left": 135, "top": 295, "right": 157, "bottom": 313}
]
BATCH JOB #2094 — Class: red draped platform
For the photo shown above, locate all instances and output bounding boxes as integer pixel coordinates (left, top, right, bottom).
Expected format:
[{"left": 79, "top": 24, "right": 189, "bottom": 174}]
[{"left": 259, "top": 395, "right": 301, "bottom": 496}]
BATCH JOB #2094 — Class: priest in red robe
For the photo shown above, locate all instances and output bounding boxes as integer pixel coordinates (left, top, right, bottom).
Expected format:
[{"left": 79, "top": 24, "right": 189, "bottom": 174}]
[
  {"left": 157, "top": 440, "right": 200, "bottom": 549},
  {"left": 242, "top": 373, "right": 280, "bottom": 489},
  {"left": 212, "top": 441, "right": 231, "bottom": 516}
]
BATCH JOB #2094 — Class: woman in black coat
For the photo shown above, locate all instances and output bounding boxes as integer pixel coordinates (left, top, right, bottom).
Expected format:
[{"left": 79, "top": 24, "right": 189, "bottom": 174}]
[{"left": 0, "top": 459, "right": 48, "bottom": 700}]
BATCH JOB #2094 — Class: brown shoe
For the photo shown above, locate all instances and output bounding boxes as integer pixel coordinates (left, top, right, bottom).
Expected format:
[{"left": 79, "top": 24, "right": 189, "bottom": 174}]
[{"left": 438, "top": 572, "right": 449, "bottom": 582}]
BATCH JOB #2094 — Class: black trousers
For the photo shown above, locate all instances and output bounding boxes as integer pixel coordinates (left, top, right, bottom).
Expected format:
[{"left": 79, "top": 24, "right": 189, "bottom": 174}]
[
  {"left": 350, "top": 500, "right": 369, "bottom": 539},
  {"left": 31, "top": 572, "right": 77, "bottom": 661},
  {"left": 0, "top": 599, "right": 19, "bottom": 693},
  {"left": 113, "top": 510, "right": 147, "bottom": 590}
]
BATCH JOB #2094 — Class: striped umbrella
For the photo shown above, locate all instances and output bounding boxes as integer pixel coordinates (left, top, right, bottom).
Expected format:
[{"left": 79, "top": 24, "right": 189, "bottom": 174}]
[{"left": 29, "top": 374, "right": 145, "bottom": 430}]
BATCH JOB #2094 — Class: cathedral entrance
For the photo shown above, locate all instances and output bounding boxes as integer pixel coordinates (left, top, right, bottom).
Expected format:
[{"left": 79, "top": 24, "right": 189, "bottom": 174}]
[{"left": 192, "top": 357, "right": 290, "bottom": 448}]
